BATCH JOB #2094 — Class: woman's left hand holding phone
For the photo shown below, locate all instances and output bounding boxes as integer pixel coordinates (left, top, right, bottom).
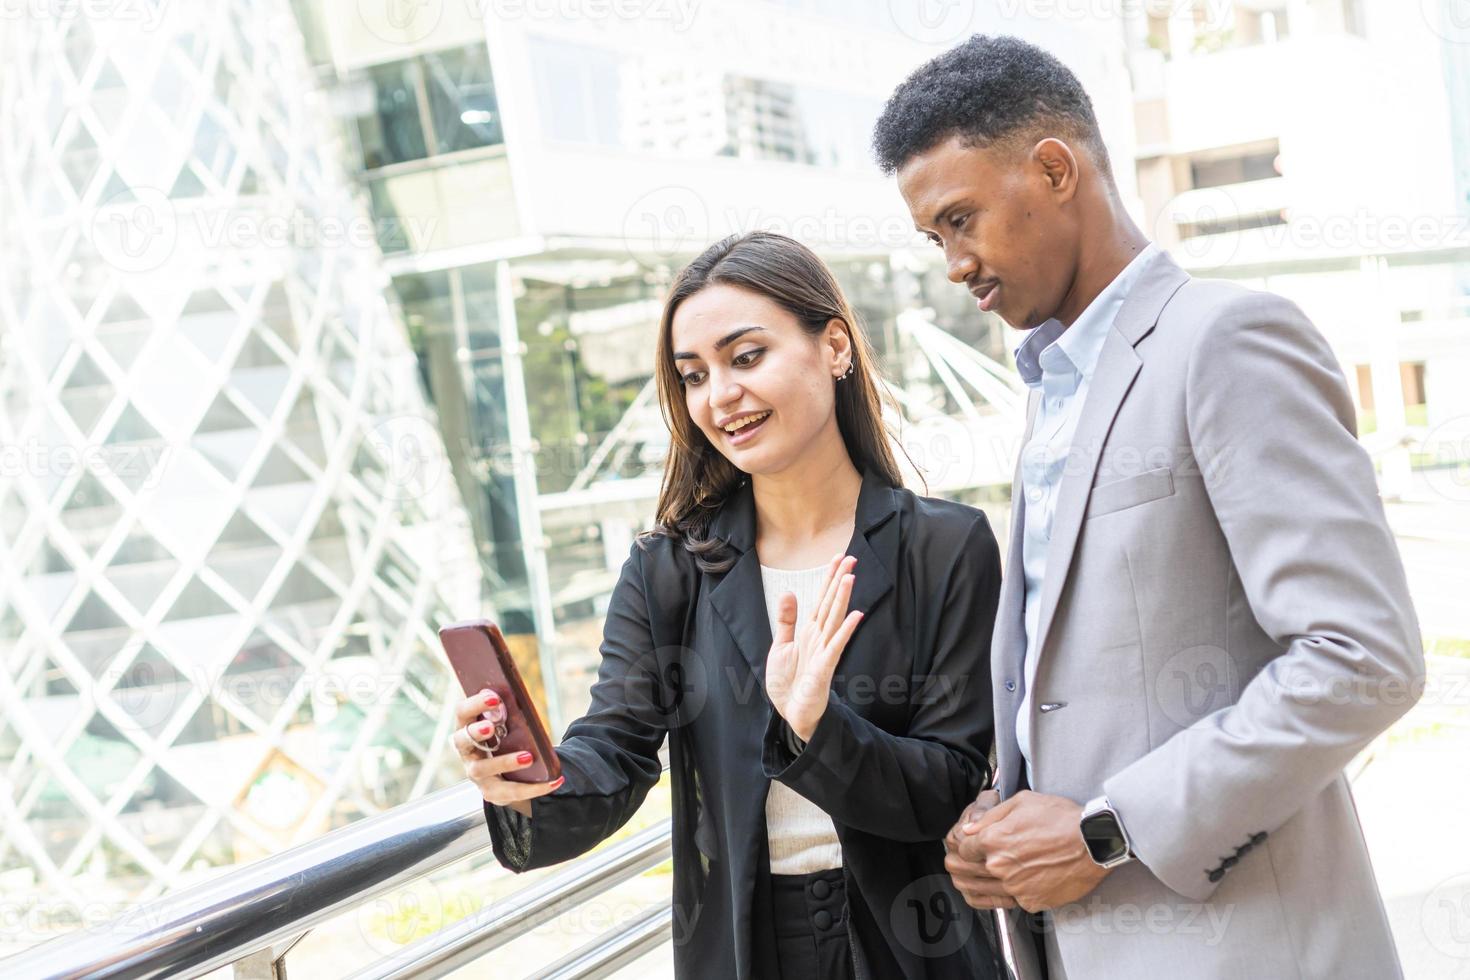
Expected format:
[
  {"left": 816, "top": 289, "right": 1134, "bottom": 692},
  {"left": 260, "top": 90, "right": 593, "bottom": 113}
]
[{"left": 453, "top": 689, "right": 564, "bottom": 816}]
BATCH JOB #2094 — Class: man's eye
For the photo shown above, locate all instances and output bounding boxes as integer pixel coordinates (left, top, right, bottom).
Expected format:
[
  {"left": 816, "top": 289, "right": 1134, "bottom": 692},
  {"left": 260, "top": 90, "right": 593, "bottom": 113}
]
[
  {"left": 951, "top": 213, "right": 969, "bottom": 231},
  {"left": 927, "top": 234, "right": 943, "bottom": 247}
]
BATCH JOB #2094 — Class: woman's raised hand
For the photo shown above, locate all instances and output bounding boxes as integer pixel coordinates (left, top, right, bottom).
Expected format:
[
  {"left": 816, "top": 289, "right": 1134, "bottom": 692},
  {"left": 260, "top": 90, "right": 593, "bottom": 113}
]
[
  {"left": 764, "top": 553, "right": 864, "bottom": 742},
  {"left": 452, "top": 688, "right": 564, "bottom": 814}
]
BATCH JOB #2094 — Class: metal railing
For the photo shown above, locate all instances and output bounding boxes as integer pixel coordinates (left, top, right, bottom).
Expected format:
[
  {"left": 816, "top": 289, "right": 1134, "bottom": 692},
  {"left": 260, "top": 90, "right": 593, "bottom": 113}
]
[{"left": 1, "top": 781, "right": 673, "bottom": 980}]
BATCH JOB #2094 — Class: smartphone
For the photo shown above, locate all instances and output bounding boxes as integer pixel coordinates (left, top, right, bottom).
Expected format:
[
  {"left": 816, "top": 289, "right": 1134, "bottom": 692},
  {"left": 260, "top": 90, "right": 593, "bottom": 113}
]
[{"left": 438, "top": 619, "right": 561, "bottom": 784}]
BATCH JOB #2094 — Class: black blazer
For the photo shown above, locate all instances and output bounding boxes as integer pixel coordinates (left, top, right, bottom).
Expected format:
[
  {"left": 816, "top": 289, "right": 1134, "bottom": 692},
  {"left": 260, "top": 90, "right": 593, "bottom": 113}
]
[{"left": 485, "top": 469, "right": 1006, "bottom": 979}]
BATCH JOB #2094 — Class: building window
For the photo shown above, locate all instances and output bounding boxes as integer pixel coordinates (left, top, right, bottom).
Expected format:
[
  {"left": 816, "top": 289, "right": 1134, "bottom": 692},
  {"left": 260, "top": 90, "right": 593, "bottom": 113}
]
[
  {"left": 1189, "top": 141, "right": 1281, "bottom": 189},
  {"left": 350, "top": 44, "right": 502, "bottom": 171},
  {"left": 358, "top": 60, "right": 427, "bottom": 168},
  {"left": 422, "top": 46, "right": 503, "bottom": 155}
]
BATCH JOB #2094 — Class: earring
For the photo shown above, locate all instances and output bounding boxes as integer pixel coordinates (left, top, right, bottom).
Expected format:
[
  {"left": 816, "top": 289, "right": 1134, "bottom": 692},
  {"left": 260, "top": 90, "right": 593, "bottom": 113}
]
[{"left": 836, "top": 362, "right": 854, "bottom": 382}]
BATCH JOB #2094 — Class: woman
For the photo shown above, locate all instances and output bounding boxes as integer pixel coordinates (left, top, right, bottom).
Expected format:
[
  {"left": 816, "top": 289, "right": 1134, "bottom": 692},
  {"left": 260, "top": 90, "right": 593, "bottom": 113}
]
[{"left": 452, "top": 232, "right": 1005, "bottom": 978}]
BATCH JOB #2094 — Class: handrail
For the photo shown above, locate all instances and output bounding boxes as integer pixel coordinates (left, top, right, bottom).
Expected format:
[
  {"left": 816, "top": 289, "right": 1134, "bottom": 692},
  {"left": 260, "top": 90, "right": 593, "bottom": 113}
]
[
  {"left": 529, "top": 903, "right": 673, "bottom": 980},
  {"left": 1, "top": 781, "right": 495, "bottom": 979},
  {"left": 1, "top": 780, "right": 673, "bottom": 980},
  {"left": 346, "top": 821, "right": 671, "bottom": 980}
]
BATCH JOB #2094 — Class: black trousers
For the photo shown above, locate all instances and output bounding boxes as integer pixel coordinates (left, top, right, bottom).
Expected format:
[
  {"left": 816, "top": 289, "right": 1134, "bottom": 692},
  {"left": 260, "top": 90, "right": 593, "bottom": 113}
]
[{"left": 771, "top": 868, "right": 853, "bottom": 980}]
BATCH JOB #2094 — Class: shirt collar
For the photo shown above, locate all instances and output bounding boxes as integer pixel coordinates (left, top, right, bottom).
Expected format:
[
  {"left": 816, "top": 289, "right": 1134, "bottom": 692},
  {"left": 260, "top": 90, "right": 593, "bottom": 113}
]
[{"left": 1013, "top": 243, "right": 1159, "bottom": 388}]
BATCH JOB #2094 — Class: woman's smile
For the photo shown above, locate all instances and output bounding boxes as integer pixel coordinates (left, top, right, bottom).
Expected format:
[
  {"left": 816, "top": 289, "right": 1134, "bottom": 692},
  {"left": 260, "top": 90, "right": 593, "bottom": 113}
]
[{"left": 723, "top": 410, "right": 772, "bottom": 446}]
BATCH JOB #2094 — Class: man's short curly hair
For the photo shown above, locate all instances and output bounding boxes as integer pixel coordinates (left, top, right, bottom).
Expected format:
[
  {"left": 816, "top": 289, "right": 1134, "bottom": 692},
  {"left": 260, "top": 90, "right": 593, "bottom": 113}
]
[{"left": 872, "top": 34, "right": 1112, "bottom": 181}]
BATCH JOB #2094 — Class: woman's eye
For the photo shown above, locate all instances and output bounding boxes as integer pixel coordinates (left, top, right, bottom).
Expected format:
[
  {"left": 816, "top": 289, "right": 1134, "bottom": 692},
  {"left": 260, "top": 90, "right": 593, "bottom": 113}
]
[
  {"left": 733, "top": 348, "right": 764, "bottom": 367},
  {"left": 680, "top": 371, "right": 705, "bottom": 386}
]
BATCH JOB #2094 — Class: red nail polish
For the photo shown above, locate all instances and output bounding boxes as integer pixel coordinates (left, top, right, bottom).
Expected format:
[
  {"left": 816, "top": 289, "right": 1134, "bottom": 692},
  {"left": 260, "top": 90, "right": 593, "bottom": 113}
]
[
  {"left": 485, "top": 691, "right": 500, "bottom": 706},
  {"left": 516, "top": 751, "right": 533, "bottom": 765},
  {"left": 478, "top": 722, "right": 493, "bottom": 735}
]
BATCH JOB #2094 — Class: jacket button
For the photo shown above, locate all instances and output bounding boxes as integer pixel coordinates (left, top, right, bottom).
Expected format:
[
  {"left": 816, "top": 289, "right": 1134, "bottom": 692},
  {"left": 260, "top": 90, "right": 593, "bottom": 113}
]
[
  {"left": 1207, "top": 868, "right": 1224, "bottom": 883},
  {"left": 813, "top": 910, "right": 833, "bottom": 930},
  {"left": 1005, "top": 680, "right": 1016, "bottom": 692},
  {"left": 810, "top": 879, "right": 831, "bottom": 900}
]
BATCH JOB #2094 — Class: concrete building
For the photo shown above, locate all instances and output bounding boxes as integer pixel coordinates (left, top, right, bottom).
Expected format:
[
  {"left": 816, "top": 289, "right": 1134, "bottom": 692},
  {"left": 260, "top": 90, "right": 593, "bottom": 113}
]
[{"left": 1125, "top": 0, "right": 1470, "bottom": 496}]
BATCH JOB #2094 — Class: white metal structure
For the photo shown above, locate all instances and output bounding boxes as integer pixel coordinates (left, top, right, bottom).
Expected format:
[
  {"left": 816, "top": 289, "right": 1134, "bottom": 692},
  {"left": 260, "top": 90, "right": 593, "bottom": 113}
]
[{"left": 0, "top": 0, "right": 479, "bottom": 914}]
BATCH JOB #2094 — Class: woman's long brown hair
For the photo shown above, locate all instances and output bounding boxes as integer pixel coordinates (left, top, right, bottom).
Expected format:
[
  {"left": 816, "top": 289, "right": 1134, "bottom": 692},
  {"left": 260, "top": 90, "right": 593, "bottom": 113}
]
[{"left": 645, "top": 231, "right": 911, "bottom": 573}]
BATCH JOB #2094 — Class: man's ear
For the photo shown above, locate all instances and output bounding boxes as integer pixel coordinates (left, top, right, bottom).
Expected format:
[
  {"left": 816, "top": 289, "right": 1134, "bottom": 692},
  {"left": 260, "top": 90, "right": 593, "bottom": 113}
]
[{"left": 1033, "top": 137, "right": 1079, "bottom": 202}]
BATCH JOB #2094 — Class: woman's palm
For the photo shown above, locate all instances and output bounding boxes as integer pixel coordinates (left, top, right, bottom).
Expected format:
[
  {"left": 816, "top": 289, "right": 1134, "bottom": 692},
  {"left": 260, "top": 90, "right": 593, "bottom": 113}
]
[{"left": 763, "top": 554, "right": 865, "bottom": 741}]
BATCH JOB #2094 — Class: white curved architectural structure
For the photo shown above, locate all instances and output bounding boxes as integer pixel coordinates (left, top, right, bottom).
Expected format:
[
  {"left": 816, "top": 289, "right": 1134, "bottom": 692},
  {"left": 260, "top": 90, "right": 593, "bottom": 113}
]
[{"left": 0, "top": 0, "right": 479, "bottom": 914}]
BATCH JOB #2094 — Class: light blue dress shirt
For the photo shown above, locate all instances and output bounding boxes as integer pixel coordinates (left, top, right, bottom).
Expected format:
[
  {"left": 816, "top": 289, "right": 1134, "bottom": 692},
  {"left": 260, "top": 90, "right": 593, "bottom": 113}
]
[{"left": 1015, "top": 244, "right": 1158, "bottom": 786}]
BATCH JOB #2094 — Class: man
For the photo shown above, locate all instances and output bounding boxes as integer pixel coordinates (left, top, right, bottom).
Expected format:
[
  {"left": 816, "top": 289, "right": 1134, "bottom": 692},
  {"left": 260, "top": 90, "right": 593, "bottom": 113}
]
[{"left": 873, "top": 35, "right": 1424, "bottom": 979}]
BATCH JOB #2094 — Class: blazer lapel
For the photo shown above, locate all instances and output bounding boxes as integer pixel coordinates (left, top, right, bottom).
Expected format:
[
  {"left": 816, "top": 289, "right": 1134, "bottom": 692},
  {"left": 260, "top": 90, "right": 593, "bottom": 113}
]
[
  {"left": 993, "top": 390, "right": 1039, "bottom": 674},
  {"left": 707, "top": 468, "right": 898, "bottom": 681},
  {"left": 1029, "top": 252, "right": 1191, "bottom": 664}
]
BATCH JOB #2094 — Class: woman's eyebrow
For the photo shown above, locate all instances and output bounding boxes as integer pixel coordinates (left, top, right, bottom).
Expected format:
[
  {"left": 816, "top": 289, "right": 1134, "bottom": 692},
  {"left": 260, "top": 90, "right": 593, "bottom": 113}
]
[{"left": 673, "top": 325, "right": 767, "bottom": 360}]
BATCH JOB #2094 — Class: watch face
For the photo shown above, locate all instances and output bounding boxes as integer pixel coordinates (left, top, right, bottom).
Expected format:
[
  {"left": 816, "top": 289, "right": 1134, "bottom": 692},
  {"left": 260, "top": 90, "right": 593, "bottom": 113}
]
[{"left": 1081, "top": 810, "right": 1128, "bottom": 864}]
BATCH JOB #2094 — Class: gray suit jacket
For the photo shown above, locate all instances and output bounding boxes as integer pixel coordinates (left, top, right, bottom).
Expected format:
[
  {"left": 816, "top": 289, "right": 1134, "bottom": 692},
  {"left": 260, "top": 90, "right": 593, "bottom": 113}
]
[{"left": 991, "top": 250, "right": 1424, "bottom": 979}]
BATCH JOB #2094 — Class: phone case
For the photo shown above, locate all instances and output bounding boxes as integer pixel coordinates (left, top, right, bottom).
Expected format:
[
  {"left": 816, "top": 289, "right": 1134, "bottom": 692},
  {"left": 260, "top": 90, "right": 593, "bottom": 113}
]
[{"left": 438, "top": 619, "right": 561, "bottom": 783}]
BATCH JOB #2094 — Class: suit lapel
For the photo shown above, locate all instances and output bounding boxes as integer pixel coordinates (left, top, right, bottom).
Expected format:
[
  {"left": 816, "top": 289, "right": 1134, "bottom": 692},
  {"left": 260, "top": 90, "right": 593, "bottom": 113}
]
[
  {"left": 994, "top": 390, "right": 1039, "bottom": 674},
  {"left": 1028, "top": 252, "right": 1191, "bottom": 665},
  {"left": 707, "top": 468, "right": 898, "bottom": 681}
]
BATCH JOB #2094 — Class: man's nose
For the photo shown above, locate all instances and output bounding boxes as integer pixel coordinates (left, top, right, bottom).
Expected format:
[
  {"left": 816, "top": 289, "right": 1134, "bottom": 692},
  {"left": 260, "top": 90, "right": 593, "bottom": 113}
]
[{"left": 946, "top": 249, "right": 977, "bottom": 284}]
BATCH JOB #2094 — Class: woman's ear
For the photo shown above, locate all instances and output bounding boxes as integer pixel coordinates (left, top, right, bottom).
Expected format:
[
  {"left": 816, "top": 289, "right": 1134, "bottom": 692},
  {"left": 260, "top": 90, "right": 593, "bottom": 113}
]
[{"left": 825, "top": 318, "right": 852, "bottom": 374}]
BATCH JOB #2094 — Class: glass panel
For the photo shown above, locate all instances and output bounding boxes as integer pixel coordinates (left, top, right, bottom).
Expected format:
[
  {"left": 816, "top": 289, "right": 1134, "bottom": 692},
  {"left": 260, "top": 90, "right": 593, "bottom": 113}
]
[
  {"left": 354, "top": 60, "right": 428, "bottom": 170},
  {"left": 366, "top": 175, "right": 413, "bottom": 253},
  {"left": 421, "top": 45, "right": 502, "bottom": 155},
  {"left": 65, "top": 714, "right": 142, "bottom": 803},
  {"left": 120, "top": 767, "right": 205, "bottom": 863},
  {"left": 33, "top": 777, "right": 87, "bottom": 865}
]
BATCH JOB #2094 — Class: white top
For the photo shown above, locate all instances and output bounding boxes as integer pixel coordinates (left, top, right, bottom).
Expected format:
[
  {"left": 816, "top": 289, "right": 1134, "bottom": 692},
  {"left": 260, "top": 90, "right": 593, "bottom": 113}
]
[{"left": 759, "top": 562, "right": 843, "bottom": 874}]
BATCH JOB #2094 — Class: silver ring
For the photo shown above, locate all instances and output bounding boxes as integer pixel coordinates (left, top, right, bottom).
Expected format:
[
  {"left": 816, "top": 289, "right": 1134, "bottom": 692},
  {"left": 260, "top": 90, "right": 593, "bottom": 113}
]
[{"left": 458, "top": 723, "right": 493, "bottom": 755}]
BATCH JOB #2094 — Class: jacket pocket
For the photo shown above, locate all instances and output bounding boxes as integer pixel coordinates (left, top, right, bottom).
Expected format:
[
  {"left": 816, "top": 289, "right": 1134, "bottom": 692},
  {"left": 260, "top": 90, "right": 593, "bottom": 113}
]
[{"left": 1086, "top": 466, "right": 1175, "bottom": 519}]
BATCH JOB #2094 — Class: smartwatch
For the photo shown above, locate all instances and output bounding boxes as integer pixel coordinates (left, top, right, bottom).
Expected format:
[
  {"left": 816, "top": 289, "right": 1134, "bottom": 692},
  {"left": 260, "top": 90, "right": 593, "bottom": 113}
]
[{"left": 1079, "top": 795, "right": 1134, "bottom": 869}]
